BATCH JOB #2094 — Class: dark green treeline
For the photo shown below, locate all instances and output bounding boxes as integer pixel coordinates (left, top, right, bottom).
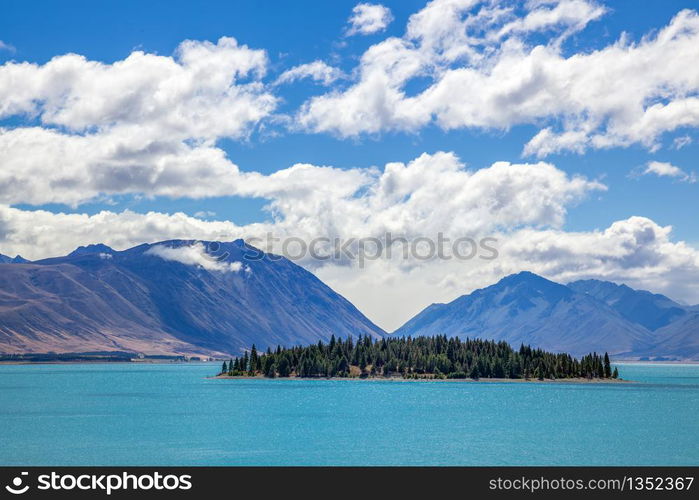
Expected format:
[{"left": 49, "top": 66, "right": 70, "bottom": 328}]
[{"left": 220, "top": 335, "right": 619, "bottom": 380}]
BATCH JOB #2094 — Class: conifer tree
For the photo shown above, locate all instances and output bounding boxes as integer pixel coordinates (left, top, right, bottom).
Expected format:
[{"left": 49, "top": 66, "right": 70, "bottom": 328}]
[
  {"left": 219, "top": 336, "right": 615, "bottom": 381},
  {"left": 242, "top": 351, "right": 250, "bottom": 373},
  {"left": 604, "top": 352, "right": 612, "bottom": 378},
  {"left": 250, "top": 345, "right": 259, "bottom": 373},
  {"left": 277, "top": 356, "right": 291, "bottom": 377}
]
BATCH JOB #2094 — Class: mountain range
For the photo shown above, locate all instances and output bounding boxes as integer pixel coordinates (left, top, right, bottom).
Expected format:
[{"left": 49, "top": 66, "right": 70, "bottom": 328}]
[
  {"left": 393, "top": 272, "right": 698, "bottom": 360},
  {"left": 1, "top": 241, "right": 697, "bottom": 359},
  {"left": 0, "top": 240, "right": 384, "bottom": 356},
  {"left": 0, "top": 253, "right": 29, "bottom": 264}
]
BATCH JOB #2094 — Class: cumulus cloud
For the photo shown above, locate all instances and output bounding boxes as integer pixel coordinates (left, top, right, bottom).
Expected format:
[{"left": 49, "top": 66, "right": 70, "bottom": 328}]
[
  {"left": 0, "top": 37, "right": 277, "bottom": 206},
  {"left": 0, "top": 125, "right": 372, "bottom": 206},
  {"left": 241, "top": 152, "right": 604, "bottom": 245},
  {"left": 637, "top": 161, "right": 696, "bottom": 183},
  {"left": 0, "top": 152, "right": 602, "bottom": 258},
  {"left": 313, "top": 219, "right": 699, "bottom": 329},
  {"left": 0, "top": 205, "right": 246, "bottom": 260},
  {"left": 500, "top": 217, "right": 699, "bottom": 302},
  {"left": 0, "top": 37, "right": 271, "bottom": 136},
  {"left": 315, "top": 215, "right": 699, "bottom": 329},
  {"left": 298, "top": 0, "right": 699, "bottom": 157},
  {"left": 146, "top": 242, "right": 243, "bottom": 272},
  {"left": 346, "top": 3, "right": 394, "bottom": 36},
  {"left": 4, "top": 5, "right": 699, "bottom": 209},
  {"left": 276, "top": 61, "right": 343, "bottom": 86}
]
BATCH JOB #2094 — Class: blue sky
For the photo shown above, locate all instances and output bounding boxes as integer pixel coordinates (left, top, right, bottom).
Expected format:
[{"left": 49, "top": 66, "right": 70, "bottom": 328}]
[
  {"left": 1, "top": 0, "right": 699, "bottom": 327},
  {"left": 2, "top": 0, "right": 697, "bottom": 237}
]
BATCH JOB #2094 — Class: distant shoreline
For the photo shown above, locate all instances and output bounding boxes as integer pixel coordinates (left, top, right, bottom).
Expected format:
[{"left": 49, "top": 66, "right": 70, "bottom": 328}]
[
  {"left": 0, "top": 359, "right": 214, "bottom": 365},
  {"left": 613, "top": 360, "right": 699, "bottom": 365}
]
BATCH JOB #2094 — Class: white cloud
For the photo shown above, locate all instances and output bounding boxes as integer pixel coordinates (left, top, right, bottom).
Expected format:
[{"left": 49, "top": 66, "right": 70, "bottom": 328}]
[
  {"left": 0, "top": 150, "right": 617, "bottom": 329},
  {"left": 1, "top": 4, "right": 698, "bottom": 331},
  {"left": 0, "top": 152, "right": 602, "bottom": 258},
  {"left": 276, "top": 61, "right": 343, "bottom": 86},
  {"left": 0, "top": 37, "right": 277, "bottom": 206},
  {"left": 0, "top": 37, "right": 272, "bottom": 137},
  {"left": 346, "top": 3, "right": 394, "bottom": 36},
  {"left": 2, "top": 151, "right": 699, "bottom": 330},
  {"left": 644, "top": 161, "right": 685, "bottom": 178},
  {"left": 6, "top": 200, "right": 692, "bottom": 331},
  {"left": 640, "top": 161, "right": 696, "bottom": 183},
  {"left": 672, "top": 135, "right": 692, "bottom": 150},
  {"left": 495, "top": 0, "right": 607, "bottom": 41},
  {"left": 245, "top": 152, "right": 604, "bottom": 246},
  {"left": 4, "top": 5, "right": 699, "bottom": 209},
  {"left": 0, "top": 40, "right": 15, "bottom": 53},
  {"left": 298, "top": 1, "right": 699, "bottom": 157},
  {"left": 499, "top": 216, "right": 699, "bottom": 304},
  {"left": 0, "top": 124, "right": 372, "bottom": 206},
  {"left": 146, "top": 242, "right": 243, "bottom": 272},
  {"left": 315, "top": 215, "right": 699, "bottom": 330},
  {"left": 0, "top": 205, "right": 246, "bottom": 260}
]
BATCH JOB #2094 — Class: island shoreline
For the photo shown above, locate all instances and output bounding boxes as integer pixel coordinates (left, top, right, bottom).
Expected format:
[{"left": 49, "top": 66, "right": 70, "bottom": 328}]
[{"left": 210, "top": 374, "right": 634, "bottom": 384}]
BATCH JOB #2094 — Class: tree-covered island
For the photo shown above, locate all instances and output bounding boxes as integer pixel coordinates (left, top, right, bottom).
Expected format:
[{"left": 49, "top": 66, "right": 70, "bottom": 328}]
[{"left": 218, "top": 335, "right": 620, "bottom": 381}]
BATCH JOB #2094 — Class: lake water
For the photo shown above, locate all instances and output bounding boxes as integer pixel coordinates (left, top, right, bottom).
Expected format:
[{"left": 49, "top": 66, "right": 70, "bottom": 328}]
[{"left": 0, "top": 362, "right": 697, "bottom": 465}]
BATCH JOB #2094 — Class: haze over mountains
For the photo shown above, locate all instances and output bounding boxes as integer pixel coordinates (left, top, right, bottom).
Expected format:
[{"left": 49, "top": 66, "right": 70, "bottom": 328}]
[
  {"left": 0, "top": 242, "right": 697, "bottom": 359},
  {"left": 0, "top": 240, "right": 385, "bottom": 356}
]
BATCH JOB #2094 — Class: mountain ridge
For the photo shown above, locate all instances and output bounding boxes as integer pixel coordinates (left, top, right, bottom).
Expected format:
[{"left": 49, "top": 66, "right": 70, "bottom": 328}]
[
  {"left": 394, "top": 272, "right": 698, "bottom": 360},
  {"left": 2, "top": 244, "right": 697, "bottom": 359},
  {"left": 567, "top": 279, "right": 689, "bottom": 331},
  {"left": 0, "top": 240, "right": 385, "bottom": 356},
  {"left": 0, "top": 253, "right": 30, "bottom": 264}
]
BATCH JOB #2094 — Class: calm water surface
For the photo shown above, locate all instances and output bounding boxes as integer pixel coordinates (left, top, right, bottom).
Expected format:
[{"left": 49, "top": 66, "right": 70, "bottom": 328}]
[{"left": 0, "top": 362, "right": 697, "bottom": 465}]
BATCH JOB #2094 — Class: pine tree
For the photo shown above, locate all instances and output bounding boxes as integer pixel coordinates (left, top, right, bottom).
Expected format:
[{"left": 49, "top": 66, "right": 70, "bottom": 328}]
[
  {"left": 242, "top": 351, "right": 249, "bottom": 373},
  {"left": 493, "top": 358, "right": 505, "bottom": 378},
  {"left": 277, "top": 357, "right": 291, "bottom": 377},
  {"left": 250, "top": 344, "right": 259, "bottom": 373},
  {"left": 603, "top": 352, "right": 612, "bottom": 378},
  {"left": 221, "top": 336, "right": 610, "bottom": 382}
]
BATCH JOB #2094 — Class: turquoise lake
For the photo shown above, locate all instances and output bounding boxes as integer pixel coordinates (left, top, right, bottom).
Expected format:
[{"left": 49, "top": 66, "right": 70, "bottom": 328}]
[{"left": 0, "top": 362, "right": 697, "bottom": 465}]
